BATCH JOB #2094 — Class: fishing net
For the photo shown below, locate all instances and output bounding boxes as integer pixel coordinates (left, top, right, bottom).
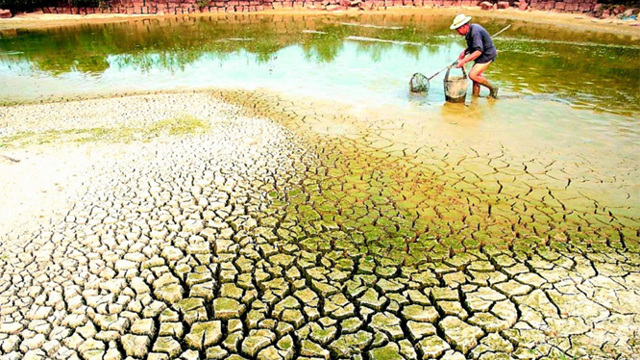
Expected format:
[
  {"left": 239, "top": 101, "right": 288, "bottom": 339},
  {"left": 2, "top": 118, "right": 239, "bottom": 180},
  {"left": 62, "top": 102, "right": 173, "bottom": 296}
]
[{"left": 410, "top": 72, "right": 430, "bottom": 93}]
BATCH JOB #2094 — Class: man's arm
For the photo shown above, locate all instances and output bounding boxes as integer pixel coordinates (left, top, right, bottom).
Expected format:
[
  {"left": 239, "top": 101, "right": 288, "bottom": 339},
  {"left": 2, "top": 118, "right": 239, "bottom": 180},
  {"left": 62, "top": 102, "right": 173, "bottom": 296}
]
[
  {"left": 456, "top": 50, "right": 482, "bottom": 68},
  {"left": 457, "top": 49, "right": 467, "bottom": 61},
  {"left": 457, "top": 28, "right": 484, "bottom": 68}
]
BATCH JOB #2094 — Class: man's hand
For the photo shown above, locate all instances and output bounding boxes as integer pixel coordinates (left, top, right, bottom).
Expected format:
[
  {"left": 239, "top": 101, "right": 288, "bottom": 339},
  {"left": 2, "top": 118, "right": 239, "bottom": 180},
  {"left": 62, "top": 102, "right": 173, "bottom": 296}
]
[{"left": 455, "top": 59, "right": 465, "bottom": 68}]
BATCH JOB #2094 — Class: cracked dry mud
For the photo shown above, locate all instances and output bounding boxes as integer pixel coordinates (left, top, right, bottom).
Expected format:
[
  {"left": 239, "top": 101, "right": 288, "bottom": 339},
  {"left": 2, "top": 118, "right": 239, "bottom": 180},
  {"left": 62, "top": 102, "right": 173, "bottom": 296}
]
[{"left": 1, "top": 91, "right": 639, "bottom": 360}]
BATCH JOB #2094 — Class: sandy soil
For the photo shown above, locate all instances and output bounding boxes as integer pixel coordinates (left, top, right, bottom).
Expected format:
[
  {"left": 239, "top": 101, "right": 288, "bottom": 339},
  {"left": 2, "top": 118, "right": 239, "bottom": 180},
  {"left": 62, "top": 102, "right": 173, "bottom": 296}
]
[
  {"left": 0, "top": 142, "right": 123, "bottom": 238},
  {"left": 0, "top": 7, "right": 639, "bottom": 37}
]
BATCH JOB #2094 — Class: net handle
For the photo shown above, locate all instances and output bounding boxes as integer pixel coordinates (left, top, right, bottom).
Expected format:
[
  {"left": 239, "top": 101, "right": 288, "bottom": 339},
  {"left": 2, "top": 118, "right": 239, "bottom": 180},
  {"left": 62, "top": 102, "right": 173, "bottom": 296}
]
[
  {"left": 492, "top": 24, "right": 511, "bottom": 38},
  {"left": 427, "top": 61, "right": 458, "bottom": 81}
]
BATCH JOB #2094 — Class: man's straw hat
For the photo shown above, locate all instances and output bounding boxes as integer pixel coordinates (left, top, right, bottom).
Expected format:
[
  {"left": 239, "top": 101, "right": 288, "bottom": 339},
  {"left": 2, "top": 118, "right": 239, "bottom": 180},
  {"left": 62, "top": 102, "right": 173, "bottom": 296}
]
[{"left": 450, "top": 14, "right": 472, "bottom": 30}]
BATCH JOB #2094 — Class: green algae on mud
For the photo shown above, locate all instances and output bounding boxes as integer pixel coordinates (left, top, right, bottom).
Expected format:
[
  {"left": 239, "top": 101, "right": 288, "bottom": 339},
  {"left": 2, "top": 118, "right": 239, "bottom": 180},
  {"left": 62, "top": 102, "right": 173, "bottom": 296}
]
[
  {"left": 0, "top": 114, "right": 210, "bottom": 147},
  {"left": 213, "top": 89, "right": 640, "bottom": 266}
]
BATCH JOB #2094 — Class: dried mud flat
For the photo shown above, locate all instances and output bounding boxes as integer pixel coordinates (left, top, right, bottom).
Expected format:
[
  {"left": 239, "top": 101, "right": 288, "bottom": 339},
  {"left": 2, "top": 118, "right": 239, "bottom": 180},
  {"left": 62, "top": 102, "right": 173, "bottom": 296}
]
[{"left": 1, "top": 90, "right": 639, "bottom": 360}]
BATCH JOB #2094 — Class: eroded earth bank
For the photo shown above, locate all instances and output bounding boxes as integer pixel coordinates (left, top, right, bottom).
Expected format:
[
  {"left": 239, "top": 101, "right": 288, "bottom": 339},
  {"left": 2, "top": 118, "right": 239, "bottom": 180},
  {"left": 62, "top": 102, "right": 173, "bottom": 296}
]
[{"left": 0, "top": 91, "right": 639, "bottom": 360}]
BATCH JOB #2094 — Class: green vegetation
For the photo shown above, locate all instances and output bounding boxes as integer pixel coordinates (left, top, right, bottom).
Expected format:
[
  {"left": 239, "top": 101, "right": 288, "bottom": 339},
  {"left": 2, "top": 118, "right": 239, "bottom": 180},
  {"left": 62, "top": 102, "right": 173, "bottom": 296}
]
[
  {"left": 148, "top": 116, "right": 210, "bottom": 136},
  {"left": 197, "top": 0, "right": 210, "bottom": 8},
  {"left": 0, "top": 115, "right": 209, "bottom": 148},
  {"left": 560, "top": 353, "right": 576, "bottom": 360}
]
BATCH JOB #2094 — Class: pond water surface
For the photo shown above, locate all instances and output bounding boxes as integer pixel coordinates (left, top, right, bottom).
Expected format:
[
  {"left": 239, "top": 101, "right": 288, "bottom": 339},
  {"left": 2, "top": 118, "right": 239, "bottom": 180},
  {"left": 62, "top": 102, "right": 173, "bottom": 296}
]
[
  {"left": 1, "top": 13, "right": 639, "bottom": 115},
  {"left": 1, "top": 12, "right": 638, "bottom": 215}
]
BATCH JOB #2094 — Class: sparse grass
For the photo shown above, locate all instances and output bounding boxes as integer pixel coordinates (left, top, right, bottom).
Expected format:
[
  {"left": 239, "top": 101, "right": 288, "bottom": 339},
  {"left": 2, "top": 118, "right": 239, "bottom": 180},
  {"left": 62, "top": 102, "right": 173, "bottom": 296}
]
[
  {"left": 0, "top": 115, "right": 210, "bottom": 148},
  {"left": 148, "top": 116, "right": 209, "bottom": 136}
]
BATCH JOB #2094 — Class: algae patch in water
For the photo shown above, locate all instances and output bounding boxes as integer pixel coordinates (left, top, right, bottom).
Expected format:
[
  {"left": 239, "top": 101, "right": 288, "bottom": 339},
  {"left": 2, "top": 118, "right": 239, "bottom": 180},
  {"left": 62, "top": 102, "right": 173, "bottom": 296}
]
[{"left": 0, "top": 115, "right": 210, "bottom": 147}]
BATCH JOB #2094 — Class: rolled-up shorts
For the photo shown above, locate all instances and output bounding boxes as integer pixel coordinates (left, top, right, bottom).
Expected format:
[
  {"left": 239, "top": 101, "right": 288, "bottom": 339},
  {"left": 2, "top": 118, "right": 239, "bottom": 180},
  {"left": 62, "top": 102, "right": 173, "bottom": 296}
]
[{"left": 475, "top": 54, "right": 496, "bottom": 64}]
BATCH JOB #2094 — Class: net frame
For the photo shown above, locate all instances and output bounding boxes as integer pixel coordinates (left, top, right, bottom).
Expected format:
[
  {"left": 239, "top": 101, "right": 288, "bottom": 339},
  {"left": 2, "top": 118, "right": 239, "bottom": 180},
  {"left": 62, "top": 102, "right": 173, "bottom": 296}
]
[{"left": 410, "top": 72, "right": 430, "bottom": 93}]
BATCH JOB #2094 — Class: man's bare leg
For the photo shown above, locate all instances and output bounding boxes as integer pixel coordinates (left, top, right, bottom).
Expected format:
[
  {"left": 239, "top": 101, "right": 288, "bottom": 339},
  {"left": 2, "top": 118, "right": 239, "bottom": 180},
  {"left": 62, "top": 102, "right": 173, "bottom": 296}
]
[{"left": 469, "top": 62, "right": 498, "bottom": 98}]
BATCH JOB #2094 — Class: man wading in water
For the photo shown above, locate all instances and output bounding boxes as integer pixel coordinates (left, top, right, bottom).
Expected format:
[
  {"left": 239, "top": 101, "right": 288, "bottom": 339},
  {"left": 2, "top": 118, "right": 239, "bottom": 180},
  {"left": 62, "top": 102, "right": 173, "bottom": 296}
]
[{"left": 451, "top": 14, "right": 499, "bottom": 99}]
